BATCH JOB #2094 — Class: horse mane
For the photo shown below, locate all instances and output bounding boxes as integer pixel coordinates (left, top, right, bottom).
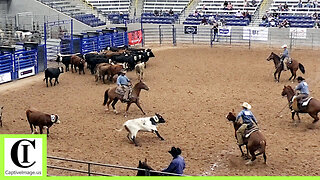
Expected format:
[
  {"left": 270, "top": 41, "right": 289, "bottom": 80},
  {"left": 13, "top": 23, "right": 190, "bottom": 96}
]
[{"left": 286, "top": 85, "right": 295, "bottom": 94}]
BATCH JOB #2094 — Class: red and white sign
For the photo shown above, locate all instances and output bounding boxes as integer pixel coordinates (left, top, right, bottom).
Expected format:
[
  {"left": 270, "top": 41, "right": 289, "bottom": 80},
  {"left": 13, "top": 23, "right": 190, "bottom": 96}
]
[{"left": 128, "top": 30, "right": 143, "bottom": 45}]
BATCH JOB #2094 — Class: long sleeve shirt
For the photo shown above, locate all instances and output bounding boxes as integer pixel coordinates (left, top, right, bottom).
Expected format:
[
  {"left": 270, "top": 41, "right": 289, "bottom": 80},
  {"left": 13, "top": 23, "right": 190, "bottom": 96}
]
[
  {"left": 162, "top": 156, "right": 185, "bottom": 175},
  {"left": 116, "top": 75, "right": 130, "bottom": 86},
  {"left": 295, "top": 81, "right": 309, "bottom": 95},
  {"left": 236, "top": 109, "right": 257, "bottom": 128},
  {"left": 282, "top": 49, "right": 289, "bottom": 58}
]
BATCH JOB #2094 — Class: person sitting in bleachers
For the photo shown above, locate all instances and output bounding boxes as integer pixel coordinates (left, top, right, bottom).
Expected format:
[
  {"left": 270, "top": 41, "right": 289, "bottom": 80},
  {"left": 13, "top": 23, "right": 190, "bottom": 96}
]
[
  {"left": 312, "top": 12, "right": 319, "bottom": 20},
  {"left": 262, "top": 13, "right": 268, "bottom": 23},
  {"left": 269, "top": 19, "right": 277, "bottom": 27},
  {"left": 315, "top": 19, "right": 320, "bottom": 28},
  {"left": 297, "top": 0, "right": 303, "bottom": 8},
  {"left": 227, "top": 2, "right": 233, "bottom": 10},
  {"left": 305, "top": 0, "right": 313, "bottom": 8},
  {"left": 169, "top": 9, "right": 174, "bottom": 16},
  {"left": 251, "top": 0, "right": 257, "bottom": 7},
  {"left": 244, "top": 0, "right": 250, "bottom": 7},
  {"left": 193, "top": 10, "right": 199, "bottom": 18},
  {"left": 284, "top": 2, "right": 289, "bottom": 11},
  {"left": 279, "top": 19, "right": 290, "bottom": 28},
  {"left": 201, "top": 17, "right": 208, "bottom": 25},
  {"left": 314, "top": 0, "right": 319, "bottom": 8},
  {"left": 278, "top": 4, "right": 284, "bottom": 11},
  {"left": 243, "top": 10, "right": 251, "bottom": 22},
  {"left": 223, "top": 1, "right": 228, "bottom": 10},
  {"left": 209, "top": 16, "right": 216, "bottom": 25},
  {"left": 154, "top": 10, "right": 159, "bottom": 16},
  {"left": 236, "top": 10, "right": 243, "bottom": 18}
]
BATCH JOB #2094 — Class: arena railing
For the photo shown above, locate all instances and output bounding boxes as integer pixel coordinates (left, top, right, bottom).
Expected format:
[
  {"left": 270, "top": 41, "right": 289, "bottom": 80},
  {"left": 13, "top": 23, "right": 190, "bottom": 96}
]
[{"left": 47, "top": 156, "right": 184, "bottom": 176}]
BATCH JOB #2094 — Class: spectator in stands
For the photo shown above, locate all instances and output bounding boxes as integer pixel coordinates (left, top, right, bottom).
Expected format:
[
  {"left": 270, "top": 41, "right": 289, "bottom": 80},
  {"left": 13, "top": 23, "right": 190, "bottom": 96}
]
[
  {"left": 244, "top": 0, "right": 250, "bottom": 7},
  {"left": 227, "top": 2, "right": 233, "bottom": 10},
  {"left": 279, "top": 19, "right": 290, "bottom": 28},
  {"left": 193, "top": 10, "right": 199, "bottom": 18},
  {"left": 251, "top": 0, "right": 257, "bottom": 7},
  {"left": 262, "top": 13, "right": 268, "bottom": 23},
  {"left": 272, "top": 9, "right": 279, "bottom": 18},
  {"left": 314, "top": 0, "right": 319, "bottom": 7},
  {"left": 202, "top": 4, "right": 208, "bottom": 10},
  {"left": 201, "top": 17, "right": 208, "bottom": 25},
  {"left": 315, "top": 19, "right": 320, "bottom": 28},
  {"left": 169, "top": 9, "right": 174, "bottom": 16},
  {"left": 244, "top": 10, "right": 251, "bottom": 22},
  {"left": 269, "top": 19, "right": 277, "bottom": 27},
  {"left": 305, "top": 0, "right": 313, "bottom": 8},
  {"left": 154, "top": 10, "right": 159, "bottom": 16},
  {"left": 209, "top": 15, "right": 216, "bottom": 25},
  {"left": 284, "top": 2, "right": 289, "bottom": 11},
  {"left": 223, "top": 1, "right": 229, "bottom": 9},
  {"left": 236, "top": 10, "right": 243, "bottom": 18},
  {"left": 220, "top": 18, "right": 226, "bottom": 26},
  {"left": 297, "top": 0, "right": 303, "bottom": 8},
  {"left": 278, "top": 4, "right": 283, "bottom": 11}
]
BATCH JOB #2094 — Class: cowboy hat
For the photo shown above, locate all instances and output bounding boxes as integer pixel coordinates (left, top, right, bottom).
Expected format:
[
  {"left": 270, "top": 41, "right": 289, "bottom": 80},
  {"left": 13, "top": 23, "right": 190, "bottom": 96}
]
[
  {"left": 297, "top": 76, "right": 305, "bottom": 81},
  {"left": 168, "top": 146, "right": 182, "bottom": 156},
  {"left": 120, "top": 69, "right": 127, "bottom": 74},
  {"left": 281, "top": 44, "right": 287, "bottom": 48},
  {"left": 241, "top": 102, "right": 252, "bottom": 110}
]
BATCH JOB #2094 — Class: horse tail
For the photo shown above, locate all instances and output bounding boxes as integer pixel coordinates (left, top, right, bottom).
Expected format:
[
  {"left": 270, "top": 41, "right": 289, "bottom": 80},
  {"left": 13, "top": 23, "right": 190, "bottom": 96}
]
[
  {"left": 103, "top": 89, "right": 110, "bottom": 106},
  {"left": 299, "top": 63, "right": 305, "bottom": 74}
]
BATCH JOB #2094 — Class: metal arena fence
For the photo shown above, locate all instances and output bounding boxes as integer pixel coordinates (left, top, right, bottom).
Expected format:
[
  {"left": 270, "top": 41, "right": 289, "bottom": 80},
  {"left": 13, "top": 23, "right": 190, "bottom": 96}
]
[
  {"left": 139, "top": 24, "right": 320, "bottom": 50},
  {"left": 47, "top": 156, "right": 182, "bottom": 176}
]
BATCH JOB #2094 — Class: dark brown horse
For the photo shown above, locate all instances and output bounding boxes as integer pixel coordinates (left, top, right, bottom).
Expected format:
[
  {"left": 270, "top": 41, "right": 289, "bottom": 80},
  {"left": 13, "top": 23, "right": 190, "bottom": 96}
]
[
  {"left": 226, "top": 110, "right": 267, "bottom": 165},
  {"left": 281, "top": 85, "right": 320, "bottom": 124},
  {"left": 103, "top": 81, "right": 149, "bottom": 117},
  {"left": 137, "top": 159, "right": 162, "bottom": 176},
  {"left": 266, "top": 52, "right": 305, "bottom": 82}
]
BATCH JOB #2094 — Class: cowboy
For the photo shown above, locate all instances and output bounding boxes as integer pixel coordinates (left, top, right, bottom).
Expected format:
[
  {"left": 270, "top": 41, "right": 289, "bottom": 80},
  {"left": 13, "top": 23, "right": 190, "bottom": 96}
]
[
  {"left": 291, "top": 76, "right": 310, "bottom": 111},
  {"left": 235, "top": 102, "right": 258, "bottom": 146},
  {"left": 116, "top": 69, "right": 131, "bottom": 102},
  {"left": 279, "top": 44, "right": 290, "bottom": 71},
  {"left": 162, "top": 146, "right": 185, "bottom": 175}
]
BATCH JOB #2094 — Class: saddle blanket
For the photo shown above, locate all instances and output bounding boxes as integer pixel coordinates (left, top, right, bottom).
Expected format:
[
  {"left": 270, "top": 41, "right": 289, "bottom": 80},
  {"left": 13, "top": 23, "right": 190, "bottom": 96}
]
[
  {"left": 245, "top": 128, "right": 259, "bottom": 138},
  {"left": 302, "top": 97, "right": 313, "bottom": 106}
]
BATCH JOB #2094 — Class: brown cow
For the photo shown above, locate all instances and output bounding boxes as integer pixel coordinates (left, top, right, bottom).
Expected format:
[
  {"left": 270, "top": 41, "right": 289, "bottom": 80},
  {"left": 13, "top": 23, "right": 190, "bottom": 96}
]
[
  {"left": 95, "top": 63, "right": 111, "bottom": 83},
  {"left": 70, "top": 55, "right": 85, "bottom": 74},
  {"left": 26, "top": 109, "right": 60, "bottom": 136},
  {"left": 106, "top": 64, "right": 124, "bottom": 82}
]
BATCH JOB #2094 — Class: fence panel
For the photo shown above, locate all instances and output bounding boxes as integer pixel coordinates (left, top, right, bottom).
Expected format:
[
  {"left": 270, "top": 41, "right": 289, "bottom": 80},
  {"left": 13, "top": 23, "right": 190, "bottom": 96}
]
[
  {"left": 82, "top": 36, "right": 99, "bottom": 54},
  {"left": 0, "top": 53, "right": 13, "bottom": 83},
  {"left": 98, "top": 33, "right": 113, "bottom": 50},
  {"left": 14, "top": 49, "right": 37, "bottom": 79},
  {"left": 113, "top": 32, "right": 128, "bottom": 47}
]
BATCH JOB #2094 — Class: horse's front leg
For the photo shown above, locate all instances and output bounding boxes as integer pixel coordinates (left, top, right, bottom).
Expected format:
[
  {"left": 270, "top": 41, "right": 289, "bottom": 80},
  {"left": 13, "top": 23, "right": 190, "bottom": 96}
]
[
  {"left": 274, "top": 71, "right": 278, "bottom": 82},
  {"left": 135, "top": 101, "right": 146, "bottom": 115},
  {"left": 124, "top": 102, "right": 132, "bottom": 117},
  {"left": 277, "top": 70, "right": 282, "bottom": 83},
  {"left": 288, "top": 69, "right": 294, "bottom": 81}
]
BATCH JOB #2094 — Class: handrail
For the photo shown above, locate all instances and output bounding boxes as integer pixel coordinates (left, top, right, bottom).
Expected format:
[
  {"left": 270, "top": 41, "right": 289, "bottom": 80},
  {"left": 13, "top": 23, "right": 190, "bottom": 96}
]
[{"left": 47, "top": 156, "right": 183, "bottom": 176}]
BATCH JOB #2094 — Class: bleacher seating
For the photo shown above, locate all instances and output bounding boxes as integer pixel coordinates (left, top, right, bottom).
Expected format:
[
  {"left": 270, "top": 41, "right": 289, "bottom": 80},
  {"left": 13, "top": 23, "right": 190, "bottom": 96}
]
[
  {"left": 183, "top": 13, "right": 250, "bottom": 26},
  {"left": 141, "top": 12, "right": 180, "bottom": 24},
  {"left": 74, "top": 14, "right": 106, "bottom": 27},
  {"left": 196, "top": 0, "right": 261, "bottom": 14},
  {"left": 85, "top": 0, "right": 131, "bottom": 15},
  {"left": 107, "top": 13, "right": 129, "bottom": 24},
  {"left": 143, "top": 0, "right": 190, "bottom": 14},
  {"left": 260, "top": 0, "right": 320, "bottom": 28},
  {"left": 39, "top": 0, "right": 106, "bottom": 27}
]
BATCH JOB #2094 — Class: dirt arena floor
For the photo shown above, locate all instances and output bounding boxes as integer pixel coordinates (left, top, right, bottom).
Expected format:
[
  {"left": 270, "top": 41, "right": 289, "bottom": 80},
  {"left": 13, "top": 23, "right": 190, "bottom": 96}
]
[{"left": 1, "top": 45, "right": 320, "bottom": 176}]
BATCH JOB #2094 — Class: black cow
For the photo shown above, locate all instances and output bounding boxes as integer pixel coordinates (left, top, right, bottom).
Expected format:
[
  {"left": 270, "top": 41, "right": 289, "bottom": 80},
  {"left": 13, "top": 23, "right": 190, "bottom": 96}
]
[
  {"left": 84, "top": 53, "right": 110, "bottom": 74},
  {"left": 56, "top": 53, "right": 83, "bottom": 72},
  {"left": 43, "top": 67, "right": 64, "bottom": 87},
  {"left": 112, "top": 54, "right": 137, "bottom": 71}
]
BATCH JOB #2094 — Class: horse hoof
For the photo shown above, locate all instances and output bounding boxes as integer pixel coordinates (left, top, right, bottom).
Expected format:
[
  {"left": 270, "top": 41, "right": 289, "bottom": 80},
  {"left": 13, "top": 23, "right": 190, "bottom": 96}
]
[
  {"left": 105, "top": 109, "right": 109, "bottom": 112},
  {"left": 245, "top": 160, "right": 253, "bottom": 165}
]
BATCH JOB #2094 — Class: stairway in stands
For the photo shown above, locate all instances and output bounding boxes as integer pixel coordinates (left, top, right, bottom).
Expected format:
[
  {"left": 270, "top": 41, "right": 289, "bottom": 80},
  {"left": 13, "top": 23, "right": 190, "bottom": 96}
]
[
  {"left": 178, "top": 0, "right": 202, "bottom": 24},
  {"left": 250, "top": 0, "right": 273, "bottom": 26}
]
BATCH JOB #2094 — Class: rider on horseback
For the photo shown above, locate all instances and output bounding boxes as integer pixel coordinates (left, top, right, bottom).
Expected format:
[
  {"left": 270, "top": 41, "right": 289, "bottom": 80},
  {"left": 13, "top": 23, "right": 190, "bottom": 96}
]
[
  {"left": 236, "top": 102, "right": 258, "bottom": 146},
  {"left": 116, "top": 69, "right": 132, "bottom": 102},
  {"left": 291, "top": 76, "right": 310, "bottom": 111},
  {"left": 279, "top": 44, "right": 290, "bottom": 71}
]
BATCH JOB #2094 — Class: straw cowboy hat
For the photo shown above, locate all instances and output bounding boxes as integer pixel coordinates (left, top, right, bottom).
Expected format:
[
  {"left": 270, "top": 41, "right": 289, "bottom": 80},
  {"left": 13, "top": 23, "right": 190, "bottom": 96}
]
[
  {"left": 241, "top": 102, "right": 252, "bottom": 109},
  {"left": 168, "top": 146, "right": 182, "bottom": 156},
  {"left": 281, "top": 44, "right": 287, "bottom": 48}
]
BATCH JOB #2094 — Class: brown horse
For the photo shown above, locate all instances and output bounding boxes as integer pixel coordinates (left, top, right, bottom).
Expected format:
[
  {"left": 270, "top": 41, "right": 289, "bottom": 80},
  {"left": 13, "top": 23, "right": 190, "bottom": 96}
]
[
  {"left": 137, "top": 159, "right": 162, "bottom": 176},
  {"left": 226, "top": 110, "right": 267, "bottom": 165},
  {"left": 103, "top": 81, "right": 149, "bottom": 117},
  {"left": 266, "top": 52, "right": 305, "bottom": 82},
  {"left": 281, "top": 85, "right": 320, "bottom": 124}
]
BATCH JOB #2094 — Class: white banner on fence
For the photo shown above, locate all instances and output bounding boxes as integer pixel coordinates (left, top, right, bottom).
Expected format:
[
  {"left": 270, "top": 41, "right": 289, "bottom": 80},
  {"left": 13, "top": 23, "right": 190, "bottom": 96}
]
[
  {"left": 243, "top": 27, "right": 268, "bottom": 41},
  {"left": 290, "top": 28, "right": 307, "bottom": 39},
  {"left": 18, "top": 67, "right": 35, "bottom": 79},
  {"left": 0, "top": 72, "right": 12, "bottom": 84},
  {"left": 218, "top": 27, "right": 231, "bottom": 36}
]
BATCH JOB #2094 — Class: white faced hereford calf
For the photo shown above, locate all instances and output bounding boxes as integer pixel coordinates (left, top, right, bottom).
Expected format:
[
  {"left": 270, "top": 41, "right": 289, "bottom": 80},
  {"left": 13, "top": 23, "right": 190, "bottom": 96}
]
[
  {"left": 116, "top": 113, "right": 166, "bottom": 146},
  {"left": 26, "top": 109, "right": 60, "bottom": 136}
]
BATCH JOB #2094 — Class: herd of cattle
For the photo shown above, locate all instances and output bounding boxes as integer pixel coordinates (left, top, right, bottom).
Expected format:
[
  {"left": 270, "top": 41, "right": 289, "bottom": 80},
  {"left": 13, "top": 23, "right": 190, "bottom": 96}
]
[{"left": 43, "top": 46, "right": 155, "bottom": 87}]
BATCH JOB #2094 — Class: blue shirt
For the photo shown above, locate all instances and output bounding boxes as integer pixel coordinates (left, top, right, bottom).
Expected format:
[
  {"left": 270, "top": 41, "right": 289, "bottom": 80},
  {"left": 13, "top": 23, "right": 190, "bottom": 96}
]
[
  {"left": 282, "top": 48, "right": 289, "bottom": 58},
  {"left": 117, "top": 75, "right": 130, "bottom": 86},
  {"left": 162, "top": 156, "right": 185, "bottom": 175},
  {"left": 295, "top": 81, "right": 309, "bottom": 95},
  {"left": 236, "top": 109, "right": 257, "bottom": 127}
]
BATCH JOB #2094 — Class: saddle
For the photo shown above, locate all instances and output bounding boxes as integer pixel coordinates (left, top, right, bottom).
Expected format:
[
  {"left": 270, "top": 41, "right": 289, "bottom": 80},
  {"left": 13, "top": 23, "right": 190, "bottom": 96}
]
[
  {"left": 244, "top": 124, "right": 259, "bottom": 139},
  {"left": 292, "top": 96, "right": 312, "bottom": 112},
  {"left": 115, "top": 86, "right": 132, "bottom": 101}
]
